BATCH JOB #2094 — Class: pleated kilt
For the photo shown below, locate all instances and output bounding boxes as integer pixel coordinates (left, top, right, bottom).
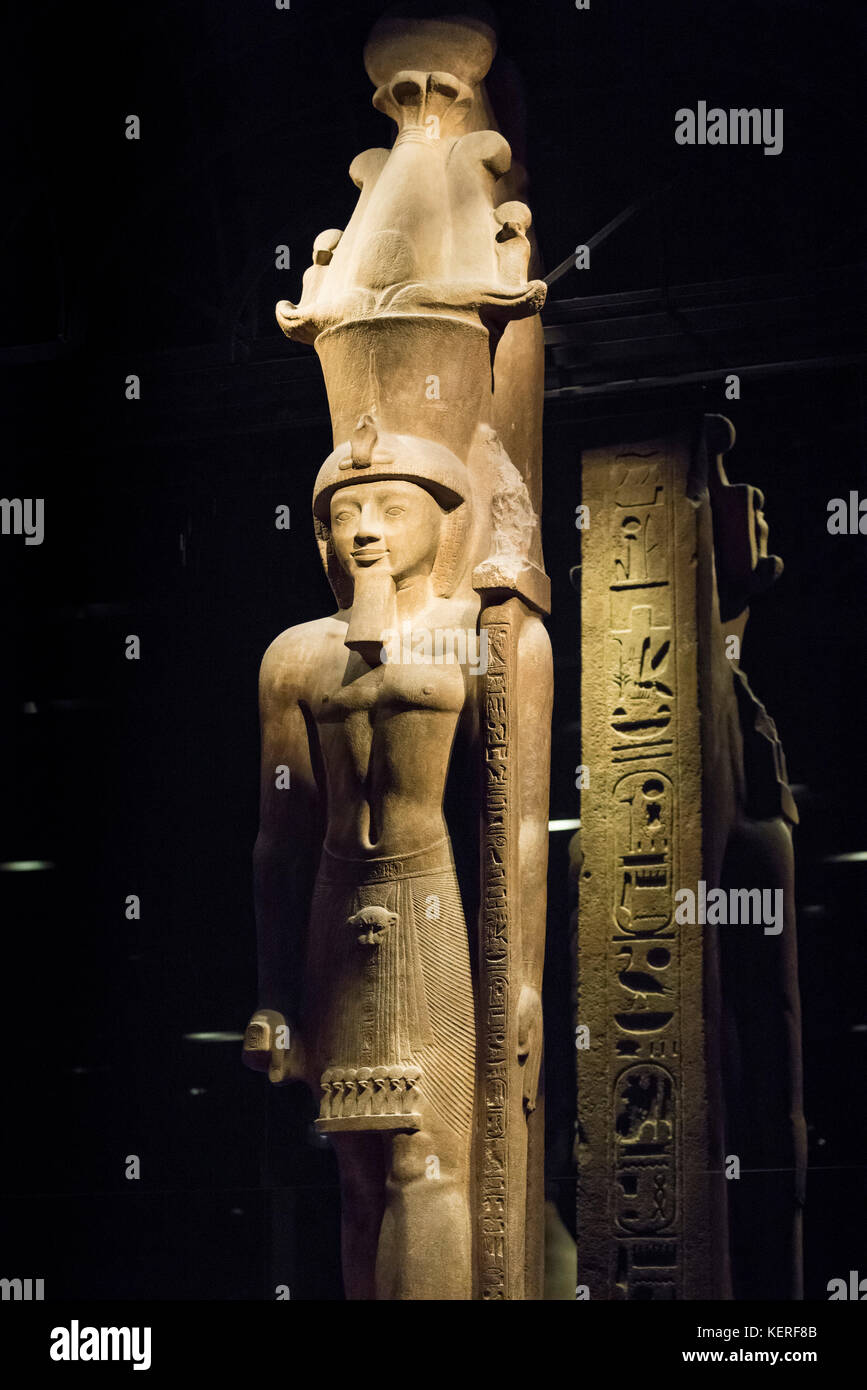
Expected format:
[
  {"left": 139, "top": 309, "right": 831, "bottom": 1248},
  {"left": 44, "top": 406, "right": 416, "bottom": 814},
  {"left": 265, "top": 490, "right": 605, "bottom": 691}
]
[{"left": 304, "top": 836, "right": 476, "bottom": 1136}]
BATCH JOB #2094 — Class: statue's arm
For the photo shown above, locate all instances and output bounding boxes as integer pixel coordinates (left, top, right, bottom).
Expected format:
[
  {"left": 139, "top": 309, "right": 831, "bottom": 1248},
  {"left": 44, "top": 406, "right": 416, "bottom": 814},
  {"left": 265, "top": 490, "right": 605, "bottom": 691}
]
[
  {"left": 243, "top": 631, "right": 324, "bottom": 1084},
  {"left": 516, "top": 611, "right": 553, "bottom": 1110}
]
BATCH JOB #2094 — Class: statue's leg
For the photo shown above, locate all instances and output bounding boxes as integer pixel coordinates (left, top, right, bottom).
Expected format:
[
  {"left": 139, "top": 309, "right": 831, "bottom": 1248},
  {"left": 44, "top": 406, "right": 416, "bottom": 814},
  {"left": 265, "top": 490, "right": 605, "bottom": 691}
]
[
  {"left": 375, "top": 1115, "right": 473, "bottom": 1300},
  {"left": 331, "top": 1132, "right": 387, "bottom": 1300}
]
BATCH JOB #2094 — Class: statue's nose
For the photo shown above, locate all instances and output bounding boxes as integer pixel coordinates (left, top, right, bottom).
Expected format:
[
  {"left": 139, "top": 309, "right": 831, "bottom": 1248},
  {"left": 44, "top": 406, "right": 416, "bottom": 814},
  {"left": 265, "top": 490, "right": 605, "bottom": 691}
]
[{"left": 355, "top": 508, "right": 383, "bottom": 544}]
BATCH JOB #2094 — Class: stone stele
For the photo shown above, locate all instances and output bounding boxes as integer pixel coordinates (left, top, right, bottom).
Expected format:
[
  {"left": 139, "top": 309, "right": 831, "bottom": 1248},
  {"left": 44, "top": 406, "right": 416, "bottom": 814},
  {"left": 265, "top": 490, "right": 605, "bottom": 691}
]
[{"left": 577, "top": 415, "right": 805, "bottom": 1299}]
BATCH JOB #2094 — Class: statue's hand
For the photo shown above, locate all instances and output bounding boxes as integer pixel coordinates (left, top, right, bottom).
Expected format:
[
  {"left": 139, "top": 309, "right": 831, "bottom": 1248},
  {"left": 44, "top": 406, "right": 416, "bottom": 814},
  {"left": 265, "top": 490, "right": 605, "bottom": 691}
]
[
  {"left": 517, "top": 985, "right": 543, "bottom": 1113},
  {"left": 242, "top": 1009, "right": 307, "bottom": 1087}
]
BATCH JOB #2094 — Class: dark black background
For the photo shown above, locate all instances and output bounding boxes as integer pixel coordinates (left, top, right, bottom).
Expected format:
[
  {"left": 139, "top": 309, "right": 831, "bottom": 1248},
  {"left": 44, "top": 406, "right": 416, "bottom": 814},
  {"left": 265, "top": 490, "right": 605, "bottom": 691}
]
[{"left": 1, "top": 0, "right": 864, "bottom": 1301}]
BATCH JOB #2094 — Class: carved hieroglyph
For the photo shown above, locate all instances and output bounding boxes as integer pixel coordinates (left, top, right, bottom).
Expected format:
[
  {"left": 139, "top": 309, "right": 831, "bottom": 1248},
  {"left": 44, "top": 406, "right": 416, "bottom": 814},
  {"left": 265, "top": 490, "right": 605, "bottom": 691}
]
[
  {"left": 243, "top": 8, "right": 552, "bottom": 1301},
  {"left": 579, "top": 417, "right": 805, "bottom": 1299},
  {"left": 579, "top": 431, "right": 725, "bottom": 1299}
]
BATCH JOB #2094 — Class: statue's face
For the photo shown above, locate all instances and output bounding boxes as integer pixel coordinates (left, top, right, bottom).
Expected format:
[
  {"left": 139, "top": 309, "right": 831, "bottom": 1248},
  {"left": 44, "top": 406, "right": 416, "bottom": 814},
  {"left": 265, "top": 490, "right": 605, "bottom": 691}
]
[
  {"left": 709, "top": 458, "right": 781, "bottom": 620},
  {"left": 730, "top": 481, "right": 769, "bottom": 570},
  {"left": 329, "top": 479, "right": 443, "bottom": 586},
  {"left": 718, "top": 471, "right": 770, "bottom": 570},
  {"left": 750, "top": 486, "right": 770, "bottom": 564}
]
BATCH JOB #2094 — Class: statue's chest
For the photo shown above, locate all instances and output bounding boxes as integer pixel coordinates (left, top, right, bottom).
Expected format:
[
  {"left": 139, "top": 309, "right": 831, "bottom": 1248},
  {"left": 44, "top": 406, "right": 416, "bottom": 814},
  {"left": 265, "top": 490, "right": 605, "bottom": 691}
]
[{"left": 314, "top": 658, "right": 466, "bottom": 726}]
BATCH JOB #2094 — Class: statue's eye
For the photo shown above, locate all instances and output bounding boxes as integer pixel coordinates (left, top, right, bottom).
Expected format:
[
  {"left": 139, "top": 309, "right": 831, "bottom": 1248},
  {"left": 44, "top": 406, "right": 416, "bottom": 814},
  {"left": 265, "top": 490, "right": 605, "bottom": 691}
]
[
  {"left": 333, "top": 511, "right": 353, "bottom": 524},
  {"left": 385, "top": 505, "right": 406, "bottom": 517}
]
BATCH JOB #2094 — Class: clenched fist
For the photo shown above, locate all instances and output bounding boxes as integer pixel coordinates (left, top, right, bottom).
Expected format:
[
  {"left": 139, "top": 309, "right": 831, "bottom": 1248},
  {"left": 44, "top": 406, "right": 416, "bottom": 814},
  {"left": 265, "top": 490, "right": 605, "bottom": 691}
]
[{"left": 242, "top": 1009, "right": 308, "bottom": 1087}]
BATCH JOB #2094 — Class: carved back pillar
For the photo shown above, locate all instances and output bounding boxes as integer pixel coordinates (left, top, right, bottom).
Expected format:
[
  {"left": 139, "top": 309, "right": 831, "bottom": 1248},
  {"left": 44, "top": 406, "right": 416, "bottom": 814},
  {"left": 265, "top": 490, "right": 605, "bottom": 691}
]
[{"left": 577, "top": 427, "right": 731, "bottom": 1300}]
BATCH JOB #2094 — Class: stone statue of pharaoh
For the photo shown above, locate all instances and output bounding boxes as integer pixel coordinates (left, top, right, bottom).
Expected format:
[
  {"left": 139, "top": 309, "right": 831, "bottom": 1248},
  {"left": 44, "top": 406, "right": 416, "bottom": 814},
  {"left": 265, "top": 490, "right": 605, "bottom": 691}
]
[
  {"left": 243, "top": 418, "right": 502, "bottom": 1300},
  {"left": 706, "top": 414, "right": 806, "bottom": 1299}
]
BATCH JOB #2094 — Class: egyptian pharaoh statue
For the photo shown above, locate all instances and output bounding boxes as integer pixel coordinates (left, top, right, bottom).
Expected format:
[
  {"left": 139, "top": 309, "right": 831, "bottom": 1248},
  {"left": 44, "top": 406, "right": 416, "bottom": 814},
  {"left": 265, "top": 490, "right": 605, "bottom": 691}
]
[
  {"left": 242, "top": 8, "right": 552, "bottom": 1300},
  {"left": 705, "top": 415, "right": 806, "bottom": 1299}
]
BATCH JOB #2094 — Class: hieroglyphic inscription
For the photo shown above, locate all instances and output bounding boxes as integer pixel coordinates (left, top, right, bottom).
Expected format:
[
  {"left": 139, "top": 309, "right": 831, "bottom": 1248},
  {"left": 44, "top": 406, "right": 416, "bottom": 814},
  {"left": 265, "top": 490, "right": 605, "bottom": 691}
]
[
  {"left": 614, "top": 771, "right": 674, "bottom": 935},
  {"left": 480, "top": 619, "right": 511, "bottom": 1299},
  {"left": 614, "top": 1064, "right": 676, "bottom": 1234},
  {"left": 610, "top": 604, "right": 674, "bottom": 741},
  {"left": 579, "top": 446, "right": 699, "bottom": 1299},
  {"left": 607, "top": 458, "right": 680, "bottom": 1289},
  {"left": 580, "top": 434, "right": 718, "bottom": 1298}
]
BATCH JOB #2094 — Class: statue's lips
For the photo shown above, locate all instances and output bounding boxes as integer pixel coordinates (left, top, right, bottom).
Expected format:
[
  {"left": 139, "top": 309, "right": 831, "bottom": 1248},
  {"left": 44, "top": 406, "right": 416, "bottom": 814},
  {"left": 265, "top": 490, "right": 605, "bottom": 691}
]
[{"left": 352, "top": 550, "right": 389, "bottom": 565}]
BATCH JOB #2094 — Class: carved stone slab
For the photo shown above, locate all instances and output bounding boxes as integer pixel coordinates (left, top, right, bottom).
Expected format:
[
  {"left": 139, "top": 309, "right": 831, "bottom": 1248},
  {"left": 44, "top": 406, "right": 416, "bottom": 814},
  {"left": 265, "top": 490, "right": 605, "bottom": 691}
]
[{"left": 578, "top": 430, "right": 725, "bottom": 1300}]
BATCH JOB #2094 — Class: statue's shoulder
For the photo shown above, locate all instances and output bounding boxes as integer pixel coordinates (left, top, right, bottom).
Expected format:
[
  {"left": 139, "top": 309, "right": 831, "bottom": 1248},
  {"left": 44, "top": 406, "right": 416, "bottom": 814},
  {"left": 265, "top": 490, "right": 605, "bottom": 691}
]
[
  {"left": 433, "top": 594, "right": 481, "bottom": 631},
  {"left": 259, "top": 614, "right": 346, "bottom": 703}
]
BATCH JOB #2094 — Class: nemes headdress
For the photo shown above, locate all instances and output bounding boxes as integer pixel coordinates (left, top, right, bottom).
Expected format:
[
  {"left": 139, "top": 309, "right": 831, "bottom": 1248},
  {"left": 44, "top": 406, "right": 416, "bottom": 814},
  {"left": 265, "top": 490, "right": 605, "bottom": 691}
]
[
  {"left": 313, "top": 414, "right": 469, "bottom": 522},
  {"left": 313, "top": 412, "right": 472, "bottom": 608}
]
